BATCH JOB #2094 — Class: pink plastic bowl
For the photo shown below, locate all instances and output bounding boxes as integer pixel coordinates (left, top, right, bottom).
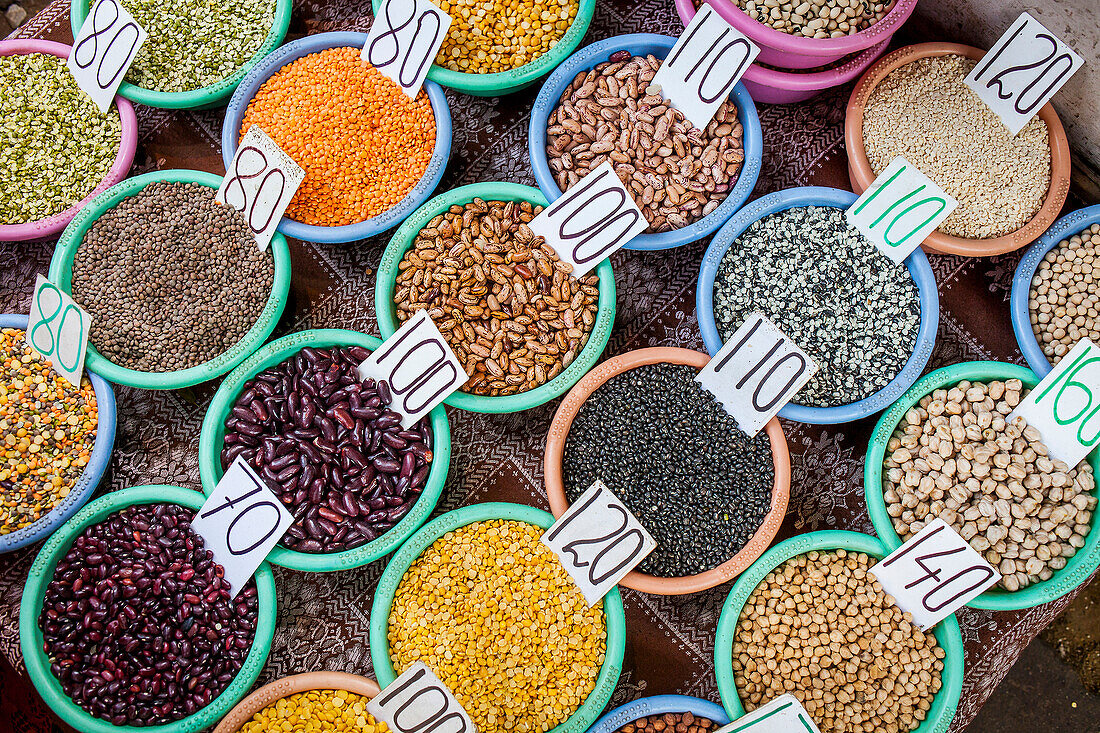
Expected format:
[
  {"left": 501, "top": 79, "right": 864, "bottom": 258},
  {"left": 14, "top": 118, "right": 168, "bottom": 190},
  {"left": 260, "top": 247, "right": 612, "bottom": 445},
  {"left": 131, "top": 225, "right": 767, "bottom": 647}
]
[
  {"left": 0, "top": 39, "right": 138, "bottom": 243},
  {"left": 743, "top": 40, "right": 888, "bottom": 104}
]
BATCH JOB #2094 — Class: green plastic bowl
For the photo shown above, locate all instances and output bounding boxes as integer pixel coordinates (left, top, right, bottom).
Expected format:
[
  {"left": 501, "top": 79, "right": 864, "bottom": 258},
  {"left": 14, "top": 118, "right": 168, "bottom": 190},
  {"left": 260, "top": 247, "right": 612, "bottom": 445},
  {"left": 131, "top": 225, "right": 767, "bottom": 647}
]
[
  {"left": 69, "top": 0, "right": 292, "bottom": 109},
  {"left": 369, "top": 0, "right": 595, "bottom": 96},
  {"left": 715, "top": 530, "right": 964, "bottom": 733},
  {"left": 369, "top": 501, "right": 625, "bottom": 733},
  {"left": 198, "top": 329, "right": 452, "bottom": 572},
  {"left": 19, "top": 485, "right": 278, "bottom": 733},
  {"left": 375, "top": 182, "right": 616, "bottom": 414},
  {"left": 865, "top": 361, "right": 1100, "bottom": 611},
  {"left": 47, "top": 169, "right": 291, "bottom": 390}
]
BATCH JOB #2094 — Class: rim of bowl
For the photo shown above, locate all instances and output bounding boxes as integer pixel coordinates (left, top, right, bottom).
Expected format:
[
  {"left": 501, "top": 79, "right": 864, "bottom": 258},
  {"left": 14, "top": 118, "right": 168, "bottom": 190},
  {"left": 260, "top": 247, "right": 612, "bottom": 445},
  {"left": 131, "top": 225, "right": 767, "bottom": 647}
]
[
  {"left": 47, "top": 169, "right": 291, "bottom": 390},
  {"left": 1010, "top": 204, "right": 1100, "bottom": 378},
  {"left": 696, "top": 186, "right": 940, "bottom": 424},
  {"left": 19, "top": 485, "right": 278, "bottom": 733},
  {"left": 0, "top": 315, "right": 117, "bottom": 553},
  {"left": 69, "top": 0, "right": 292, "bottom": 109},
  {"left": 221, "top": 31, "right": 453, "bottom": 244},
  {"left": 369, "top": 0, "right": 596, "bottom": 96},
  {"left": 714, "top": 529, "right": 964, "bottom": 732},
  {"left": 213, "top": 671, "right": 382, "bottom": 733},
  {"left": 543, "top": 347, "right": 791, "bottom": 595},
  {"left": 844, "top": 42, "right": 1072, "bottom": 257},
  {"left": 368, "top": 501, "right": 626, "bottom": 733},
  {"left": 527, "top": 33, "right": 763, "bottom": 251},
  {"left": 0, "top": 40, "right": 138, "bottom": 242},
  {"left": 198, "top": 328, "right": 452, "bottom": 572},
  {"left": 375, "top": 182, "right": 617, "bottom": 413},
  {"left": 587, "top": 694, "right": 731, "bottom": 733},
  {"left": 864, "top": 360, "right": 1100, "bottom": 610}
]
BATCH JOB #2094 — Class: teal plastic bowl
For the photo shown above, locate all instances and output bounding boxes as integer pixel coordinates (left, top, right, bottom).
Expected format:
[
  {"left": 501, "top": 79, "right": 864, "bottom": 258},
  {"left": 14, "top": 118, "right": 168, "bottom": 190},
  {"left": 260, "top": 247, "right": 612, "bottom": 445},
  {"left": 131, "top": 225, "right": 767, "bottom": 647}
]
[
  {"left": 198, "top": 329, "right": 451, "bottom": 572},
  {"left": 70, "top": 0, "right": 292, "bottom": 109},
  {"left": 19, "top": 485, "right": 278, "bottom": 733},
  {"left": 715, "top": 530, "right": 964, "bottom": 733},
  {"left": 369, "top": 0, "right": 595, "bottom": 96},
  {"left": 369, "top": 502, "right": 625, "bottom": 733},
  {"left": 375, "top": 182, "right": 616, "bottom": 414},
  {"left": 865, "top": 361, "right": 1100, "bottom": 611},
  {"left": 48, "top": 169, "right": 291, "bottom": 390}
]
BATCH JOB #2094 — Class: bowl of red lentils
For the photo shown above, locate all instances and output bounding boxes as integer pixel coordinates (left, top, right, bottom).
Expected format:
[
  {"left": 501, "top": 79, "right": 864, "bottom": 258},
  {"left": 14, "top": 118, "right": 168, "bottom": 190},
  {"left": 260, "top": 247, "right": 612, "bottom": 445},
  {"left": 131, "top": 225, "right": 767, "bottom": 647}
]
[
  {"left": 213, "top": 671, "right": 382, "bottom": 733},
  {"left": 0, "top": 314, "right": 115, "bottom": 554},
  {"left": 222, "top": 31, "right": 453, "bottom": 244}
]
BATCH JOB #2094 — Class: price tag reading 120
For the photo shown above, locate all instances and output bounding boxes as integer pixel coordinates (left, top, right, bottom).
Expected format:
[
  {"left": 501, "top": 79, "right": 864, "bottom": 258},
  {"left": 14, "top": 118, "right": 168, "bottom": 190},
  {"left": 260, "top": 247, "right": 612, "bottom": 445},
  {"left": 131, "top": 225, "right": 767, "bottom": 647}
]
[
  {"left": 27, "top": 275, "right": 92, "bottom": 387},
  {"left": 367, "top": 662, "right": 475, "bottom": 733},
  {"left": 67, "top": 0, "right": 147, "bottom": 113},
  {"left": 363, "top": 0, "right": 452, "bottom": 97},
  {"left": 216, "top": 126, "right": 305, "bottom": 251},
  {"left": 714, "top": 695, "right": 821, "bottom": 733}
]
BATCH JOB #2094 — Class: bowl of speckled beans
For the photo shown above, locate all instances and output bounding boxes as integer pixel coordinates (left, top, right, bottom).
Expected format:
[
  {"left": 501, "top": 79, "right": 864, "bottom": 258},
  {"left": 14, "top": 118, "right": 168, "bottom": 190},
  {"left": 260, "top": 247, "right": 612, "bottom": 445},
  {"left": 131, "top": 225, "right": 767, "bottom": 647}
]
[
  {"left": 213, "top": 672, "right": 383, "bottom": 733},
  {"left": 845, "top": 42, "right": 1072, "bottom": 257}
]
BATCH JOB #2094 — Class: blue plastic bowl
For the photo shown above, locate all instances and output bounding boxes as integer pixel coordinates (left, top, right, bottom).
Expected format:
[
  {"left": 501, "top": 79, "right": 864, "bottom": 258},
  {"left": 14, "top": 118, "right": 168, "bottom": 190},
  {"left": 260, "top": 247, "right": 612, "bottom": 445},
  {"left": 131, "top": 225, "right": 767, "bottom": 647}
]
[
  {"left": 528, "top": 33, "right": 763, "bottom": 251},
  {"left": 697, "top": 186, "right": 940, "bottom": 424},
  {"left": 222, "top": 31, "right": 453, "bottom": 244},
  {"left": 1010, "top": 204, "right": 1100, "bottom": 378},
  {"left": 587, "top": 695, "right": 730, "bottom": 733},
  {"left": 0, "top": 314, "right": 116, "bottom": 553}
]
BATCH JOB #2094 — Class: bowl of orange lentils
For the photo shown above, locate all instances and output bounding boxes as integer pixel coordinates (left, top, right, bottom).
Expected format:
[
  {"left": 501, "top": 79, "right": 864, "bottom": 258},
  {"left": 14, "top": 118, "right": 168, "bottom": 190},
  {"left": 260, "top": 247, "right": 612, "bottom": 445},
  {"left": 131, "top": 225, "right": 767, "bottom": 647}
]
[{"left": 222, "top": 32, "right": 453, "bottom": 244}]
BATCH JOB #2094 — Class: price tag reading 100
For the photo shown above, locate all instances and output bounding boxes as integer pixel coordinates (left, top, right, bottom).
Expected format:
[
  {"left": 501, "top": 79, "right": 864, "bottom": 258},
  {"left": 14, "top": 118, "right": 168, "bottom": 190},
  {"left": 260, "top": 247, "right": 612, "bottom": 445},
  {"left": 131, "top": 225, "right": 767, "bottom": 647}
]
[
  {"left": 362, "top": 0, "right": 453, "bottom": 97},
  {"left": 27, "top": 275, "right": 92, "bottom": 388},
  {"left": 367, "top": 662, "right": 475, "bottom": 733}
]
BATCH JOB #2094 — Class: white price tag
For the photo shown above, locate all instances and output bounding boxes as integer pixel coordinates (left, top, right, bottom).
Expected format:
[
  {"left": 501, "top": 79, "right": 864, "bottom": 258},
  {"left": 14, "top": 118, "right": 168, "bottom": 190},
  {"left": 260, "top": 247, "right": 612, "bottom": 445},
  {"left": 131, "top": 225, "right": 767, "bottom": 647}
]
[
  {"left": 357, "top": 310, "right": 467, "bottom": 428},
  {"left": 715, "top": 695, "right": 820, "bottom": 733},
  {"left": 367, "top": 662, "right": 475, "bottom": 733},
  {"left": 651, "top": 3, "right": 759, "bottom": 130},
  {"left": 216, "top": 126, "right": 305, "bottom": 251},
  {"left": 191, "top": 456, "right": 293, "bottom": 598},
  {"left": 27, "top": 275, "right": 92, "bottom": 387},
  {"left": 846, "top": 157, "right": 958, "bottom": 263},
  {"left": 1009, "top": 338, "right": 1100, "bottom": 468},
  {"left": 67, "top": 0, "right": 147, "bottom": 113},
  {"left": 529, "top": 161, "right": 648, "bottom": 277},
  {"left": 871, "top": 518, "right": 1001, "bottom": 630},
  {"left": 696, "top": 313, "right": 817, "bottom": 436},
  {"left": 363, "top": 0, "right": 452, "bottom": 97},
  {"left": 964, "top": 12, "right": 1084, "bottom": 136},
  {"left": 541, "top": 480, "right": 656, "bottom": 605}
]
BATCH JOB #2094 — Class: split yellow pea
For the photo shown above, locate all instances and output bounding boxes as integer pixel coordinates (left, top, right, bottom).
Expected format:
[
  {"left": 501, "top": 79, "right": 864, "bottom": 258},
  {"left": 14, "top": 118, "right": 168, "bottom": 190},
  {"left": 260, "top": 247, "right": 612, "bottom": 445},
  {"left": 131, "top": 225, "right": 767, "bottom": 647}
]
[
  {"left": 434, "top": 0, "right": 579, "bottom": 73},
  {"left": 236, "top": 689, "right": 387, "bottom": 733}
]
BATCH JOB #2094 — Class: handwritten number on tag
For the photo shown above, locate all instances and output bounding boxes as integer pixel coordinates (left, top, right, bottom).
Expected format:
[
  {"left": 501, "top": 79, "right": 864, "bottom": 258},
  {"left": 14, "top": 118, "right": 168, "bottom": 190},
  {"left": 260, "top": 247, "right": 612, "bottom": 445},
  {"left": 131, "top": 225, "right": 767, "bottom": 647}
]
[
  {"left": 714, "top": 316, "right": 809, "bottom": 413},
  {"left": 372, "top": 324, "right": 460, "bottom": 416},
  {"left": 71, "top": 0, "right": 141, "bottom": 90},
  {"left": 368, "top": 663, "right": 473, "bottom": 733},
  {"left": 971, "top": 23, "right": 1075, "bottom": 117},
  {"left": 556, "top": 166, "right": 642, "bottom": 266},
  {"left": 1031, "top": 344, "right": 1100, "bottom": 444},
  {"left": 546, "top": 487, "right": 647, "bottom": 587},
  {"left": 367, "top": 0, "right": 446, "bottom": 88},
  {"left": 664, "top": 8, "right": 753, "bottom": 104},
  {"left": 879, "top": 523, "right": 995, "bottom": 613},
  {"left": 29, "top": 283, "right": 86, "bottom": 377},
  {"left": 363, "top": 0, "right": 451, "bottom": 96},
  {"left": 223, "top": 145, "right": 288, "bottom": 236},
  {"left": 196, "top": 483, "right": 283, "bottom": 556}
]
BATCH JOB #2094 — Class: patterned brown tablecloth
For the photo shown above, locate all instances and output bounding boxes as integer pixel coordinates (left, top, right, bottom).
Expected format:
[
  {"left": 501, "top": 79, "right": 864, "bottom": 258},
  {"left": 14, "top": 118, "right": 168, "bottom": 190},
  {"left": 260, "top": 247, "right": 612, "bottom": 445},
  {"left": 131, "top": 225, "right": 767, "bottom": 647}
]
[{"left": 2, "top": 1, "right": 1096, "bottom": 730}]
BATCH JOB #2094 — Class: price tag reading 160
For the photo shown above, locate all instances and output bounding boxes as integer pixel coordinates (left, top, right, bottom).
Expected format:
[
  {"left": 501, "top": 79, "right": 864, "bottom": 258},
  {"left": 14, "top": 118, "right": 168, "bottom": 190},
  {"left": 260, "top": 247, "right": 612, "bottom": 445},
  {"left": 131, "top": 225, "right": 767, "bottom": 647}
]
[
  {"left": 363, "top": 0, "right": 452, "bottom": 97},
  {"left": 27, "top": 275, "right": 92, "bottom": 388},
  {"left": 67, "top": 0, "right": 147, "bottom": 113},
  {"left": 216, "top": 126, "right": 305, "bottom": 251},
  {"left": 367, "top": 662, "right": 475, "bottom": 733}
]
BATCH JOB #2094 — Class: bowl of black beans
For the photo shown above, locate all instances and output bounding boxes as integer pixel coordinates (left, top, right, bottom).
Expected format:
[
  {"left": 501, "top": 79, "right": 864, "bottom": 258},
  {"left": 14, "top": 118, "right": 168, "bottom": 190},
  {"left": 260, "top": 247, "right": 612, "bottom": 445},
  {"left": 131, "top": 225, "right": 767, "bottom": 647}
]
[
  {"left": 19, "top": 484, "right": 277, "bottom": 732},
  {"left": 198, "top": 329, "right": 451, "bottom": 573},
  {"left": 544, "top": 347, "right": 791, "bottom": 595}
]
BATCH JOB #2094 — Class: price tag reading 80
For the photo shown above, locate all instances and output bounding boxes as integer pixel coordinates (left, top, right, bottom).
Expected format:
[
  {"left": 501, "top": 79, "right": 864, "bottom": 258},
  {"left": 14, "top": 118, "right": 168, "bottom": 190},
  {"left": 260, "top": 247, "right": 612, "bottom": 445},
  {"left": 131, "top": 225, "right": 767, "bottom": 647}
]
[
  {"left": 363, "top": 0, "right": 452, "bottom": 97},
  {"left": 27, "top": 275, "right": 92, "bottom": 388},
  {"left": 367, "top": 663, "right": 475, "bottom": 733},
  {"left": 67, "top": 0, "right": 147, "bottom": 113},
  {"left": 216, "top": 126, "right": 305, "bottom": 251}
]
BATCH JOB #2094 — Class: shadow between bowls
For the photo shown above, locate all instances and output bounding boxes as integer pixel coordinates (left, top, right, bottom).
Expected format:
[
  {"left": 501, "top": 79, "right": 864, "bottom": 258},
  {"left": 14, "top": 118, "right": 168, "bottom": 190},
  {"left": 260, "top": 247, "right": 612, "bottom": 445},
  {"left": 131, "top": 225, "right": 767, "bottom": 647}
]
[
  {"left": 527, "top": 33, "right": 762, "bottom": 251},
  {"left": 369, "top": 502, "right": 626, "bottom": 733},
  {"left": 213, "top": 671, "right": 381, "bottom": 733},
  {"left": 543, "top": 347, "right": 791, "bottom": 595},
  {"left": 375, "top": 182, "right": 616, "bottom": 413},
  {"left": 587, "top": 694, "right": 730, "bottom": 733},
  {"left": 1010, "top": 204, "right": 1100, "bottom": 378},
  {"left": 714, "top": 530, "right": 964, "bottom": 733},
  {"left": 70, "top": 0, "right": 291, "bottom": 109},
  {"left": 0, "top": 40, "right": 137, "bottom": 243},
  {"left": 221, "top": 31, "right": 452, "bottom": 244},
  {"left": 47, "top": 169, "right": 291, "bottom": 390},
  {"left": 19, "top": 485, "right": 278, "bottom": 733},
  {"left": 198, "top": 329, "right": 451, "bottom": 573},
  {"left": 369, "top": 0, "right": 595, "bottom": 96},
  {"left": 696, "top": 186, "right": 939, "bottom": 424},
  {"left": 844, "top": 42, "right": 1071, "bottom": 257},
  {"left": 864, "top": 360, "right": 1100, "bottom": 611}
]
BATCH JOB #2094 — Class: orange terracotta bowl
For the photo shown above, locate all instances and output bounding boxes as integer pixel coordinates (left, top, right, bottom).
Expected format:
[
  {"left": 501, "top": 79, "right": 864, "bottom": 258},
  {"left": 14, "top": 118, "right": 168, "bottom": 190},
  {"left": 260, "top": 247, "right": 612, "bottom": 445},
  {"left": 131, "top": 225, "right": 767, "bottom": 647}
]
[
  {"left": 543, "top": 347, "right": 791, "bottom": 595},
  {"left": 844, "top": 42, "right": 1071, "bottom": 257},
  {"left": 213, "top": 672, "right": 381, "bottom": 732}
]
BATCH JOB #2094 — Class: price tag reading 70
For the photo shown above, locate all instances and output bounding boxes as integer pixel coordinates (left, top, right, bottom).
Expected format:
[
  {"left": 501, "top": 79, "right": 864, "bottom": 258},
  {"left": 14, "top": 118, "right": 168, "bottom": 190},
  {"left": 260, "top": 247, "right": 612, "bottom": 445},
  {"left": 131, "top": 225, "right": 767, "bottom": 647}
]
[
  {"left": 67, "top": 0, "right": 147, "bottom": 113},
  {"left": 363, "top": 0, "right": 452, "bottom": 97},
  {"left": 367, "top": 662, "right": 474, "bottom": 733},
  {"left": 27, "top": 275, "right": 92, "bottom": 388},
  {"left": 216, "top": 126, "right": 305, "bottom": 251}
]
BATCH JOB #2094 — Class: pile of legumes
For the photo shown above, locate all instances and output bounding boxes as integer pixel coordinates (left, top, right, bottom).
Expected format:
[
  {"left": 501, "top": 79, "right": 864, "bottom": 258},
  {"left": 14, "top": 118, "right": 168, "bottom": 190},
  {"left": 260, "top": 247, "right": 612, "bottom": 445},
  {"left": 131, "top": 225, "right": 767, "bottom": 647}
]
[
  {"left": 614, "top": 713, "right": 719, "bottom": 733},
  {"left": 235, "top": 690, "right": 386, "bottom": 733},
  {"left": 39, "top": 503, "right": 259, "bottom": 726},
  {"left": 706, "top": 0, "right": 892, "bottom": 37},
  {"left": 388, "top": 519, "right": 606, "bottom": 732},
  {"left": 221, "top": 346, "right": 433, "bottom": 554},
  {"left": 862, "top": 54, "right": 1051, "bottom": 240},
  {"left": 546, "top": 51, "right": 745, "bottom": 233},
  {"left": 1, "top": 328, "right": 97, "bottom": 536},
  {"left": 69, "top": 181, "right": 274, "bottom": 372},
  {"left": 732, "top": 550, "right": 945, "bottom": 733},
  {"left": 1029, "top": 223, "right": 1100, "bottom": 364},
  {"left": 119, "top": 0, "right": 276, "bottom": 93},
  {"left": 882, "top": 379, "right": 1097, "bottom": 592},
  {"left": 0, "top": 53, "right": 120, "bottom": 224},
  {"left": 563, "top": 363, "right": 774, "bottom": 577},
  {"left": 240, "top": 47, "right": 435, "bottom": 228},
  {"left": 713, "top": 206, "right": 920, "bottom": 407},
  {"left": 434, "top": 0, "right": 578, "bottom": 73},
  {"left": 394, "top": 198, "right": 599, "bottom": 396}
]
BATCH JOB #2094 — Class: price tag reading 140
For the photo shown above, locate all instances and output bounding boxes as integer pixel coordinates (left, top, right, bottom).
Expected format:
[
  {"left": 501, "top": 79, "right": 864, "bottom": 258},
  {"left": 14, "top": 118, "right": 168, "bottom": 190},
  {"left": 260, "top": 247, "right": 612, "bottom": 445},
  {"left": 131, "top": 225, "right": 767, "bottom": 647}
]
[
  {"left": 67, "top": 0, "right": 147, "bottom": 113},
  {"left": 714, "top": 695, "right": 821, "bottom": 733},
  {"left": 367, "top": 662, "right": 475, "bottom": 733},
  {"left": 27, "top": 275, "right": 92, "bottom": 388},
  {"left": 216, "top": 126, "right": 305, "bottom": 251},
  {"left": 363, "top": 0, "right": 452, "bottom": 97}
]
